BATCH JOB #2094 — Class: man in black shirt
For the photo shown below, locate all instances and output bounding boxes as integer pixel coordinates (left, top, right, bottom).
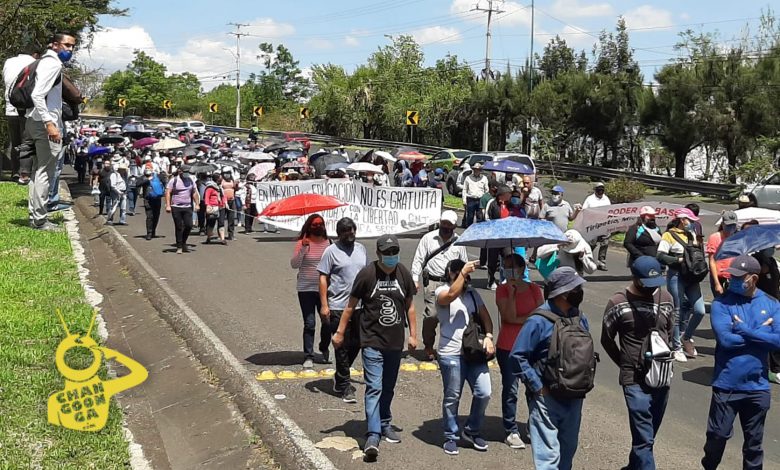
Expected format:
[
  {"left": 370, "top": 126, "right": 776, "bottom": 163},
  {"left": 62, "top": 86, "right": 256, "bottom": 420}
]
[
  {"left": 332, "top": 234, "right": 418, "bottom": 461},
  {"left": 602, "top": 256, "right": 674, "bottom": 470}
]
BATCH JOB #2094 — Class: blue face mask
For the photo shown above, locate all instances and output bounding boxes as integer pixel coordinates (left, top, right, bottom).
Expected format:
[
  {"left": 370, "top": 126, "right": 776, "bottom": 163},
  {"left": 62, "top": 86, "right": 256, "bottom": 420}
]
[
  {"left": 723, "top": 225, "right": 737, "bottom": 235},
  {"left": 381, "top": 254, "right": 400, "bottom": 268},
  {"left": 728, "top": 276, "right": 750, "bottom": 296},
  {"left": 510, "top": 197, "right": 521, "bottom": 206},
  {"left": 57, "top": 49, "right": 73, "bottom": 63}
]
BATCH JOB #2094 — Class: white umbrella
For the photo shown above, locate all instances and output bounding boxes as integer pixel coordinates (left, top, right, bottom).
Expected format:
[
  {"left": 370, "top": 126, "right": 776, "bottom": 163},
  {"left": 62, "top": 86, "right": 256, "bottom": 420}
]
[
  {"left": 236, "top": 151, "right": 275, "bottom": 162},
  {"left": 374, "top": 150, "right": 397, "bottom": 163},
  {"left": 248, "top": 162, "right": 276, "bottom": 180},
  {"left": 715, "top": 207, "right": 780, "bottom": 226},
  {"left": 156, "top": 123, "right": 173, "bottom": 129},
  {"left": 152, "top": 138, "right": 186, "bottom": 150},
  {"left": 347, "top": 162, "right": 383, "bottom": 173}
]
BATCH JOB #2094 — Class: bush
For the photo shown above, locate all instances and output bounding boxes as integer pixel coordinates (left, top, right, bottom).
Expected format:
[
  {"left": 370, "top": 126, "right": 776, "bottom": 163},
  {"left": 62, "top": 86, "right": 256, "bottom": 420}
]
[{"left": 605, "top": 177, "right": 646, "bottom": 203}]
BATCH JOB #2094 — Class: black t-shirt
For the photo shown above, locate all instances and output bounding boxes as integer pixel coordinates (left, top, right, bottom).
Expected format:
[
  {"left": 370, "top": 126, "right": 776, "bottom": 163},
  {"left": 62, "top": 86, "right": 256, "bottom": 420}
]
[{"left": 350, "top": 261, "right": 415, "bottom": 351}]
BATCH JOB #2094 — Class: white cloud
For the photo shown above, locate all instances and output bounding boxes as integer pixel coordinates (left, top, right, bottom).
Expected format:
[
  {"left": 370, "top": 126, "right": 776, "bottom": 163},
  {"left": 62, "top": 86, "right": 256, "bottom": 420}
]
[
  {"left": 557, "top": 25, "right": 598, "bottom": 49},
  {"left": 622, "top": 5, "right": 674, "bottom": 30},
  {"left": 344, "top": 35, "right": 360, "bottom": 47},
  {"left": 411, "top": 26, "right": 463, "bottom": 45},
  {"left": 450, "top": 0, "right": 531, "bottom": 27},
  {"left": 551, "top": 0, "right": 613, "bottom": 18},
  {"left": 242, "top": 18, "right": 296, "bottom": 39}
]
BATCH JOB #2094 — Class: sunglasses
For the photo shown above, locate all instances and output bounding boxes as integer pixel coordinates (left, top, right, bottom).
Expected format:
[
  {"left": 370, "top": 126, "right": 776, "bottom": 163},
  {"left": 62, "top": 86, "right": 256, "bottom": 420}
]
[{"left": 380, "top": 248, "right": 400, "bottom": 256}]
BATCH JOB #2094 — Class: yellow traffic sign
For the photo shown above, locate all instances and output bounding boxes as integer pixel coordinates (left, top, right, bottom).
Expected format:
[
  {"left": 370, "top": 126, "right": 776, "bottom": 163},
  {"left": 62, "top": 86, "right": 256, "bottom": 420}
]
[
  {"left": 406, "top": 110, "right": 419, "bottom": 126},
  {"left": 82, "top": 97, "right": 89, "bottom": 104},
  {"left": 208, "top": 102, "right": 219, "bottom": 113},
  {"left": 253, "top": 106, "right": 264, "bottom": 117},
  {"left": 162, "top": 99, "right": 173, "bottom": 110},
  {"left": 117, "top": 98, "right": 127, "bottom": 108},
  {"left": 299, "top": 107, "right": 310, "bottom": 119}
]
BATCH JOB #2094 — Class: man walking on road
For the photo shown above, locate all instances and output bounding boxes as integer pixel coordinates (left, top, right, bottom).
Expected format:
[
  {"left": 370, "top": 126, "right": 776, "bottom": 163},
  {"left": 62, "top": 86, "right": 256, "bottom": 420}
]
[
  {"left": 332, "top": 234, "right": 418, "bottom": 462},
  {"left": 583, "top": 182, "right": 611, "bottom": 271},
  {"left": 25, "top": 32, "right": 76, "bottom": 231},
  {"left": 3, "top": 46, "right": 37, "bottom": 184},
  {"left": 410, "top": 210, "right": 469, "bottom": 360},
  {"left": 318, "top": 217, "right": 368, "bottom": 403},
  {"left": 461, "top": 162, "right": 489, "bottom": 228},
  {"left": 702, "top": 255, "right": 780, "bottom": 470},
  {"left": 136, "top": 168, "right": 163, "bottom": 240},
  {"left": 165, "top": 168, "right": 199, "bottom": 254},
  {"left": 602, "top": 256, "right": 674, "bottom": 470},
  {"left": 542, "top": 185, "right": 580, "bottom": 232}
]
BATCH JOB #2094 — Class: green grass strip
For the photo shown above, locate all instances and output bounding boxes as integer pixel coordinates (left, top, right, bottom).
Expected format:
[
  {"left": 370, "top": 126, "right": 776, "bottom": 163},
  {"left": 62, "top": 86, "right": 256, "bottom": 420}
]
[{"left": 0, "top": 183, "right": 129, "bottom": 469}]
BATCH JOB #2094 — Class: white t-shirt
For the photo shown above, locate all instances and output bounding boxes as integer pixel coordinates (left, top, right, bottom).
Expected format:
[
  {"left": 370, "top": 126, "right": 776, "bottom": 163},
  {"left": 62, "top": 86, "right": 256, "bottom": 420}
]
[
  {"left": 434, "top": 285, "right": 484, "bottom": 356},
  {"left": 583, "top": 193, "right": 611, "bottom": 209},
  {"left": 3, "top": 54, "right": 36, "bottom": 117}
]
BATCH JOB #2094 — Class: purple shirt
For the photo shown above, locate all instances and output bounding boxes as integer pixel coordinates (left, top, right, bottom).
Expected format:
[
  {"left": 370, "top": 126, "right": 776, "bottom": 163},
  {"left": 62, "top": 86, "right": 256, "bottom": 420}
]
[{"left": 167, "top": 175, "right": 195, "bottom": 207}]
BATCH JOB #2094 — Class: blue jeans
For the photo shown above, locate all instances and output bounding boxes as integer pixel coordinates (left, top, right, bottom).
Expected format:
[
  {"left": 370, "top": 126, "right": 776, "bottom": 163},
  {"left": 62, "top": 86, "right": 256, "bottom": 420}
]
[
  {"left": 623, "top": 384, "right": 670, "bottom": 470},
  {"left": 463, "top": 197, "right": 482, "bottom": 228},
  {"left": 528, "top": 392, "right": 583, "bottom": 470},
  {"left": 496, "top": 348, "right": 522, "bottom": 434},
  {"left": 47, "top": 145, "right": 66, "bottom": 207},
  {"left": 438, "top": 355, "right": 491, "bottom": 440},
  {"left": 667, "top": 269, "right": 705, "bottom": 349},
  {"left": 362, "top": 347, "right": 402, "bottom": 437},
  {"left": 702, "top": 389, "right": 770, "bottom": 470},
  {"left": 126, "top": 187, "right": 137, "bottom": 214}
]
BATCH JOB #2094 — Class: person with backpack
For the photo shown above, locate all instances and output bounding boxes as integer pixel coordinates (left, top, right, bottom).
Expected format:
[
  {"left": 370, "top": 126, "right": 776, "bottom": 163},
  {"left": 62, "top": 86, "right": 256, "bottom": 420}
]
[
  {"left": 203, "top": 172, "right": 227, "bottom": 246},
  {"left": 657, "top": 208, "right": 708, "bottom": 362},
  {"left": 2, "top": 46, "right": 37, "bottom": 184},
  {"left": 601, "top": 256, "right": 674, "bottom": 470},
  {"left": 702, "top": 255, "right": 780, "bottom": 470},
  {"left": 509, "top": 267, "right": 596, "bottom": 470},
  {"left": 136, "top": 168, "right": 164, "bottom": 240}
]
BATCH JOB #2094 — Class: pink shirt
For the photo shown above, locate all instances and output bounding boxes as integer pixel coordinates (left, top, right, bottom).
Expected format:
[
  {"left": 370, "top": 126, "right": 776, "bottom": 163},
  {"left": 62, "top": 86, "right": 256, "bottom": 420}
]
[
  {"left": 706, "top": 231, "right": 733, "bottom": 278},
  {"left": 291, "top": 238, "right": 330, "bottom": 292},
  {"left": 495, "top": 282, "right": 543, "bottom": 351}
]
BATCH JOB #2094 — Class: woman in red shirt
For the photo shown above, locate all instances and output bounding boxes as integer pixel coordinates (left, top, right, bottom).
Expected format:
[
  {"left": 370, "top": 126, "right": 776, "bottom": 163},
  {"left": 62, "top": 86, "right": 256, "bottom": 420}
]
[
  {"left": 495, "top": 251, "right": 543, "bottom": 449},
  {"left": 203, "top": 173, "right": 227, "bottom": 245}
]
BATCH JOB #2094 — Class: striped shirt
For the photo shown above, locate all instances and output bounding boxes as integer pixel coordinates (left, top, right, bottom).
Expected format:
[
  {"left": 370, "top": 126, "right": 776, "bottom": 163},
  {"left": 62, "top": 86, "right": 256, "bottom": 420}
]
[{"left": 291, "top": 238, "right": 330, "bottom": 292}]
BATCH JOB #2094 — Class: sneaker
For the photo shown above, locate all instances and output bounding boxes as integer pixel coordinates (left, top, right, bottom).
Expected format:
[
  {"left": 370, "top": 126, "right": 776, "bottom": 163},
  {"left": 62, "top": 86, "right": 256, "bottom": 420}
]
[
  {"left": 505, "top": 432, "right": 526, "bottom": 449},
  {"left": 683, "top": 338, "right": 698, "bottom": 358},
  {"left": 364, "top": 435, "right": 380, "bottom": 460},
  {"left": 105, "top": 221, "right": 114, "bottom": 226},
  {"left": 182, "top": 246, "right": 190, "bottom": 253},
  {"left": 145, "top": 234, "right": 152, "bottom": 241},
  {"left": 176, "top": 248, "right": 183, "bottom": 254},
  {"left": 462, "top": 431, "right": 488, "bottom": 451},
  {"left": 303, "top": 358, "right": 314, "bottom": 369},
  {"left": 488, "top": 282, "right": 497, "bottom": 291},
  {"left": 382, "top": 427, "right": 401, "bottom": 443},
  {"left": 317, "top": 349, "right": 331, "bottom": 364},
  {"left": 47, "top": 203, "right": 72, "bottom": 212},
  {"left": 32, "top": 221, "right": 62, "bottom": 232},
  {"left": 443, "top": 439, "right": 459, "bottom": 455},
  {"left": 342, "top": 388, "right": 357, "bottom": 404},
  {"left": 673, "top": 350, "right": 688, "bottom": 363},
  {"left": 597, "top": 264, "right": 609, "bottom": 271}
]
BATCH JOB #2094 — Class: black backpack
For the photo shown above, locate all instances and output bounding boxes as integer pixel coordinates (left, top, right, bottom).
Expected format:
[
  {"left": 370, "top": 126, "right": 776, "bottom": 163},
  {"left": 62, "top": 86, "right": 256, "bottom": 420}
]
[
  {"left": 670, "top": 232, "right": 709, "bottom": 283},
  {"left": 8, "top": 56, "right": 61, "bottom": 114},
  {"left": 532, "top": 309, "right": 598, "bottom": 399}
]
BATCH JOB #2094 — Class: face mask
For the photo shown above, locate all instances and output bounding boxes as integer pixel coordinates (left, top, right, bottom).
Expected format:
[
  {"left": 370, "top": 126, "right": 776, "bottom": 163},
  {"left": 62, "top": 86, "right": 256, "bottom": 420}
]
[
  {"left": 634, "top": 280, "right": 656, "bottom": 297},
  {"left": 339, "top": 234, "right": 355, "bottom": 247},
  {"left": 439, "top": 227, "right": 454, "bottom": 238},
  {"left": 57, "top": 50, "right": 73, "bottom": 63},
  {"left": 381, "top": 254, "right": 400, "bottom": 268},
  {"left": 683, "top": 222, "right": 693, "bottom": 232},
  {"left": 550, "top": 195, "right": 562, "bottom": 205},
  {"left": 311, "top": 227, "right": 326, "bottom": 237},
  {"left": 724, "top": 225, "right": 737, "bottom": 235},
  {"left": 644, "top": 219, "right": 657, "bottom": 229},
  {"left": 566, "top": 288, "right": 584, "bottom": 308},
  {"left": 728, "top": 276, "right": 751, "bottom": 296},
  {"left": 510, "top": 197, "right": 521, "bottom": 206}
]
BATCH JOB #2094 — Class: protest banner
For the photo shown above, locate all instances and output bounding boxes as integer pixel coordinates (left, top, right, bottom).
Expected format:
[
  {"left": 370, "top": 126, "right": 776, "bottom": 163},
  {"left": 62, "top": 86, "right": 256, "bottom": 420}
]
[
  {"left": 253, "top": 179, "right": 442, "bottom": 237},
  {"left": 573, "top": 201, "right": 714, "bottom": 242}
]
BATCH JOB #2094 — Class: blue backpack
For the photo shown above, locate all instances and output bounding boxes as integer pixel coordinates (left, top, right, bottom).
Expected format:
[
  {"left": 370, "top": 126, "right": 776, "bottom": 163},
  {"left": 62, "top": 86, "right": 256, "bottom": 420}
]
[{"left": 148, "top": 175, "right": 164, "bottom": 199}]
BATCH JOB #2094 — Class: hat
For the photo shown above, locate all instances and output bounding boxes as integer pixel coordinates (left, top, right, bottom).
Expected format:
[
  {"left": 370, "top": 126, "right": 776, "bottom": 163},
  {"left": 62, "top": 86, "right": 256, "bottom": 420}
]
[
  {"left": 726, "top": 255, "right": 761, "bottom": 277},
  {"left": 143, "top": 155, "right": 151, "bottom": 161},
  {"left": 721, "top": 210, "right": 738, "bottom": 226},
  {"left": 552, "top": 185, "right": 564, "bottom": 193},
  {"left": 222, "top": 166, "right": 233, "bottom": 173},
  {"left": 639, "top": 206, "right": 656, "bottom": 216},
  {"left": 440, "top": 210, "right": 458, "bottom": 225},
  {"left": 377, "top": 234, "right": 399, "bottom": 253},
  {"left": 472, "top": 162, "right": 483, "bottom": 169},
  {"left": 594, "top": 182, "right": 605, "bottom": 189},
  {"left": 631, "top": 256, "right": 666, "bottom": 288},
  {"left": 675, "top": 208, "right": 700, "bottom": 221},
  {"left": 547, "top": 267, "right": 586, "bottom": 299},
  {"left": 737, "top": 194, "right": 751, "bottom": 203},
  {"left": 435, "top": 168, "right": 445, "bottom": 175},
  {"left": 143, "top": 168, "right": 153, "bottom": 176}
]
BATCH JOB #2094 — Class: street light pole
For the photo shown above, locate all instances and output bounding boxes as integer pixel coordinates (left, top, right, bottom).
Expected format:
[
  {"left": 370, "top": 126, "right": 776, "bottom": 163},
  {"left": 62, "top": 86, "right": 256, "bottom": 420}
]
[
  {"left": 228, "top": 22, "right": 249, "bottom": 128},
  {"left": 474, "top": 0, "right": 504, "bottom": 153}
]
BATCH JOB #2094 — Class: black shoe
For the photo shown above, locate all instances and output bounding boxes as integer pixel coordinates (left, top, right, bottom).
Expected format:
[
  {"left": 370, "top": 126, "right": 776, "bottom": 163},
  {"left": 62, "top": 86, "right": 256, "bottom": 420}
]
[
  {"left": 182, "top": 246, "right": 190, "bottom": 253},
  {"left": 342, "top": 388, "right": 357, "bottom": 403},
  {"left": 364, "top": 435, "right": 380, "bottom": 461},
  {"left": 145, "top": 234, "right": 152, "bottom": 241},
  {"left": 597, "top": 265, "right": 609, "bottom": 272},
  {"left": 318, "top": 349, "right": 331, "bottom": 364}
]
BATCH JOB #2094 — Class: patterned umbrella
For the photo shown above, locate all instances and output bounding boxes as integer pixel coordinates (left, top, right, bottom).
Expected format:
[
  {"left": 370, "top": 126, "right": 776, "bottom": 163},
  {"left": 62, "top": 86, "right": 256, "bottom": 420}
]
[{"left": 454, "top": 217, "right": 568, "bottom": 249}]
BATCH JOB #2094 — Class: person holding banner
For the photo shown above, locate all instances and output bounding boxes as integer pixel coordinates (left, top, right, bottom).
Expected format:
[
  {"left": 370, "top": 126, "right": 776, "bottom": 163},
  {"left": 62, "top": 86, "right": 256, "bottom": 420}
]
[
  {"left": 583, "top": 182, "right": 611, "bottom": 271},
  {"left": 623, "top": 206, "right": 662, "bottom": 266}
]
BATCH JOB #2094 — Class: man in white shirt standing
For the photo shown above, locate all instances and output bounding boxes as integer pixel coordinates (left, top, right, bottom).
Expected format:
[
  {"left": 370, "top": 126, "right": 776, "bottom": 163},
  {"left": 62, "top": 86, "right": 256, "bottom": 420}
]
[
  {"left": 2, "top": 46, "right": 38, "bottom": 184},
  {"left": 25, "top": 32, "right": 76, "bottom": 231},
  {"left": 461, "top": 162, "right": 489, "bottom": 228},
  {"left": 582, "top": 182, "right": 612, "bottom": 271}
]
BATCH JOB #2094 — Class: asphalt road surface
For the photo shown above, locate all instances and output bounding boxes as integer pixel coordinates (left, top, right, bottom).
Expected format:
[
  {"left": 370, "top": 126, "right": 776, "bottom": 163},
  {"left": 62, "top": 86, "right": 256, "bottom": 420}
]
[{"left": 74, "top": 184, "right": 778, "bottom": 469}]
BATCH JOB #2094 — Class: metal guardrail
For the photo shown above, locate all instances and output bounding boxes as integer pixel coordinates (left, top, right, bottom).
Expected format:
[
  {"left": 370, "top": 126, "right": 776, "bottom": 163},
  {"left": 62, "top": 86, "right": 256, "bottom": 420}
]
[
  {"left": 83, "top": 114, "right": 738, "bottom": 198},
  {"left": 535, "top": 161, "right": 739, "bottom": 199}
]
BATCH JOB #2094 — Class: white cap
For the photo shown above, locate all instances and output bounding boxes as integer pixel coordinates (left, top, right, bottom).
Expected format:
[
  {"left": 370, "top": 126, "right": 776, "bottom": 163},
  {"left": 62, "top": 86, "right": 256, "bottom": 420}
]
[
  {"left": 440, "top": 210, "right": 458, "bottom": 225},
  {"left": 222, "top": 166, "right": 233, "bottom": 173}
]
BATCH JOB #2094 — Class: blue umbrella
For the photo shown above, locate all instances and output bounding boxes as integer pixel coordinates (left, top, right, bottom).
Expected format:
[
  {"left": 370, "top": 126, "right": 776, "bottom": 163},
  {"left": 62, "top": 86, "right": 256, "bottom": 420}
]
[
  {"left": 454, "top": 217, "right": 568, "bottom": 249},
  {"left": 87, "top": 145, "right": 110, "bottom": 157},
  {"left": 715, "top": 224, "right": 780, "bottom": 260},
  {"left": 324, "top": 162, "right": 349, "bottom": 172},
  {"left": 483, "top": 159, "right": 534, "bottom": 174},
  {"left": 207, "top": 127, "right": 226, "bottom": 134}
]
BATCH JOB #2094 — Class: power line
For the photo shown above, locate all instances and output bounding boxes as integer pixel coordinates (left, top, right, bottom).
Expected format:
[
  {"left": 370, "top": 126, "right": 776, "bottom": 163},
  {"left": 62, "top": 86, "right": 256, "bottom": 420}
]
[{"left": 228, "top": 22, "right": 249, "bottom": 127}]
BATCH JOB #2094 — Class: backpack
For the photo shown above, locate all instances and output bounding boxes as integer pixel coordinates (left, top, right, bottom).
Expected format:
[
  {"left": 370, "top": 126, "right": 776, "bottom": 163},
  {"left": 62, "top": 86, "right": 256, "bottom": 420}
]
[
  {"left": 532, "top": 309, "right": 598, "bottom": 399},
  {"left": 670, "top": 232, "right": 709, "bottom": 283},
  {"left": 625, "top": 292, "right": 674, "bottom": 388},
  {"left": 147, "top": 175, "right": 164, "bottom": 199},
  {"left": 9, "top": 56, "right": 62, "bottom": 114}
]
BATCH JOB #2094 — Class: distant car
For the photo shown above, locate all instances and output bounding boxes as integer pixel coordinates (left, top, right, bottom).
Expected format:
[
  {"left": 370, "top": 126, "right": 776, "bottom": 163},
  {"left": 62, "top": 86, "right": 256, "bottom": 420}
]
[
  {"left": 428, "top": 149, "right": 472, "bottom": 172},
  {"left": 282, "top": 132, "right": 311, "bottom": 151},
  {"left": 751, "top": 172, "right": 780, "bottom": 210},
  {"left": 446, "top": 152, "right": 537, "bottom": 196},
  {"left": 182, "top": 120, "right": 206, "bottom": 133}
]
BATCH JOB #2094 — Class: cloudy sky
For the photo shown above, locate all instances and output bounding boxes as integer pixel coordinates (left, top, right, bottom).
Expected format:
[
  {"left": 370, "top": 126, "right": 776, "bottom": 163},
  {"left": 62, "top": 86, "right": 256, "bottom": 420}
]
[{"left": 77, "top": 0, "right": 774, "bottom": 90}]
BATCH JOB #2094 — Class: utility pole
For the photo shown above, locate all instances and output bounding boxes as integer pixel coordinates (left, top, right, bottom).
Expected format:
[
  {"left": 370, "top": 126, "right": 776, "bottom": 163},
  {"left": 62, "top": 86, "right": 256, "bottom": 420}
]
[
  {"left": 473, "top": 0, "right": 504, "bottom": 152},
  {"left": 526, "top": 0, "right": 535, "bottom": 155},
  {"left": 228, "top": 22, "right": 249, "bottom": 128}
]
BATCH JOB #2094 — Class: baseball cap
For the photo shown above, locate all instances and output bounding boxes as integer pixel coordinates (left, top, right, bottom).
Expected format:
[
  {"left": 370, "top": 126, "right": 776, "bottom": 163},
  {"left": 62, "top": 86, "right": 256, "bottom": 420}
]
[
  {"left": 552, "top": 185, "right": 564, "bottom": 193},
  {"left": 631, "top": 256, "right": 666, "bottom": 288},
  {"left": 639, "top": 206, "right": 656, "bottom": 217},
  {"left": 547, "top": 267, "right": 586, "bottom": 299},
  {"left": 738, "top": 194, "right": 751, "bottom": 203},
  {"left": 472, "top": 162, "right": 483, "bottom": 169},
  {"left": 726, "top": 255, "right": 761, "bottom": 277},
  {"left": 675, "top": 208, "right": 700, "bottom": 221},
  {"left": 594, "top": 182, "right": 605, "bottom": 189},
  {"left": 440, "top": 210, "right": 458, "bottom": 225},
  {"left": 721, "top": 210, "right": 738, "bottom": 226},
  {"left": 377, "top": 234, "right": 400, "bottom": 253}
]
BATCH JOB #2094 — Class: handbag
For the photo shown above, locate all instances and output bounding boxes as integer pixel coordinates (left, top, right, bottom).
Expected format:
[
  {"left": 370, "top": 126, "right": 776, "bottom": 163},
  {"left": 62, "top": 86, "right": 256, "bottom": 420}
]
[
  {"left": 206, "top": 205, "right": 219, "bottom": 217},
  {"left": 461, "top": 291, "right": 491, "bottom": 363}
]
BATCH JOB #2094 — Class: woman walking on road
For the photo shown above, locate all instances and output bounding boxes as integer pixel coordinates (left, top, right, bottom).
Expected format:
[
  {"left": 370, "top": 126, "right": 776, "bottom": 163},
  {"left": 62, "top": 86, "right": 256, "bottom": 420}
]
[
  {"left": 291, "top": 214, "right": 332, "bottom": 368},
  {"left": 203, "top": 173, "right": 227, "bottom": 245},
  {"left": 165, "top": 169, "right": 199, "bottom": 254}
]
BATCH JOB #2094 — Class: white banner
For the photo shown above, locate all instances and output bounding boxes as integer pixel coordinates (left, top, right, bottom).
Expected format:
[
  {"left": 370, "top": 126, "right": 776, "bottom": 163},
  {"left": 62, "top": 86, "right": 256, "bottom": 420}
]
[
  {"left": 573, "top": 201, "right": 713, "bottom": 242},
  {"left": 253, "top": 179, "right": 442, "bottom": 238}
]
